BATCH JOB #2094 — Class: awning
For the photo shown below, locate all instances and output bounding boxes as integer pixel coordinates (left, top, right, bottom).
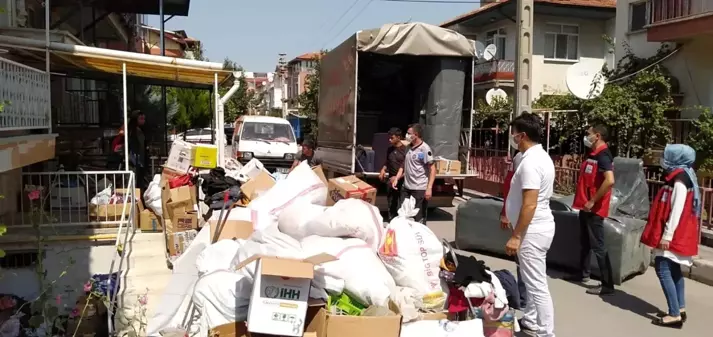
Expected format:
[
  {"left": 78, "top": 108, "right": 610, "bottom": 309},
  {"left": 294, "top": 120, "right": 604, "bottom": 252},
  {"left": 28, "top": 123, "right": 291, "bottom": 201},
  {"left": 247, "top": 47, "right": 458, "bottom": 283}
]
[{"left": 52, "top": 51, "right": 232, "bottom": 86}]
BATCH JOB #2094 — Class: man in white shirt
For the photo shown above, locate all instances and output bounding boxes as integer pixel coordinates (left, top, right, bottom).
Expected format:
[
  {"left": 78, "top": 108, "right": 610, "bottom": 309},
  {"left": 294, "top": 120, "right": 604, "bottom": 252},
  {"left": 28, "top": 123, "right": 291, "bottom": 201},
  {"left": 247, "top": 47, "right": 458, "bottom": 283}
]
[{"left": 504, "top": 113, "right": 556, "bottom": 337}]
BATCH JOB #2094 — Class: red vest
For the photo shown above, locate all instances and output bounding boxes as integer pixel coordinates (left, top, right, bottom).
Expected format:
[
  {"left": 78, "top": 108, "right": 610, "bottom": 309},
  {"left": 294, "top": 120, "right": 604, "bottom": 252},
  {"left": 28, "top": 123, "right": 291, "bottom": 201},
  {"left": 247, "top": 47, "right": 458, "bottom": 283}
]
[
  {"left": 572, "top": 144, "right": 612, "bottom": 218},
  {"left": 640, "top": 169, "right": 699, "bottom": 257}
]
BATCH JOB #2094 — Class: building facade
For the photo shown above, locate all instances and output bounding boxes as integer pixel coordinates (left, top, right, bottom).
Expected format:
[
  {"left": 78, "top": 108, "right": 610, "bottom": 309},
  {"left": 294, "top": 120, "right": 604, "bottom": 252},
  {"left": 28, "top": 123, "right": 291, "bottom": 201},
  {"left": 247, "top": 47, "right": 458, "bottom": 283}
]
[
  {"left": 441, "top": 0, "right": 616, "bottom": 102},
  {"left": 138, "top": 24, "right": 200, "bottom": 58},
  {"left": 285, "top": 52, "right": 319, "bottom": 110},
  {"left": 615, "top": 0, "right": 713, "bottom": 119}
]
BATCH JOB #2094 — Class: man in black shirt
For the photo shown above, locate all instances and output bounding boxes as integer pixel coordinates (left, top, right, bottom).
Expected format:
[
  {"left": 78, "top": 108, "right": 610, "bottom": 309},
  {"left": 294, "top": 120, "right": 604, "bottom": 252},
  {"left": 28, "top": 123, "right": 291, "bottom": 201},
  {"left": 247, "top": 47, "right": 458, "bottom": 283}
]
[
  {"left": 379, "top": 127, "right": 407, "bottom": 221},
  {"left": 290, "top": 138, "right": 322, "bottom": 172}
]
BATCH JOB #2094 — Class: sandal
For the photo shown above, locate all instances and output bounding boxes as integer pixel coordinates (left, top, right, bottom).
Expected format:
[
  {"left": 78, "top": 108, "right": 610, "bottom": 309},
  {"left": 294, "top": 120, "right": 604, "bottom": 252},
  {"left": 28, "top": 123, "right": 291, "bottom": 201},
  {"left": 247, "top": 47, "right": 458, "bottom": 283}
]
[
  {"left": 651, "top": 316, "right": 683, "bottom": 328},
  {"left": 656, "top": 311, "right": 687, "bottom": 323}
]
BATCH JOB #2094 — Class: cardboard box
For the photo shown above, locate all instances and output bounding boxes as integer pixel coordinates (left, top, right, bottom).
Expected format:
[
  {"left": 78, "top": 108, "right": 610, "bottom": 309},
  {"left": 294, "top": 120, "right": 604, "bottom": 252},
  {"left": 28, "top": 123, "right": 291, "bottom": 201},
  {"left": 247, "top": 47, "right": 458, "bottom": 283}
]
[
  {"left": 326, "top": 175, "right": 377, "bottom": 206},
  {"left": 139, "top": 209, "right": 162, "bottom": 232},
  {"left": 166, "top": 139, "right": 194, "bottom": 173},
  {"left": 161, "top": 166, "right": 186, "bottom": 181},
  {"left": 115, "top": 188, "right": 145, "bottom": 211},
  {"left": 209, "top": 219, "right": 254, "bottom": 243},
  {"left": 167, "top": 229, "right": 198, "bottom": 256},
  {"left": 305, "top": 306, "right": 402, "bottom": 337},
  {"left": 240, "top": 170, "right": 276, "bottom": 202},
  {"left": 208, "top": 322, "right": 318, "bottom": 337},
  {"left": 162, "top": 185, "right": 195, "bottom": 222},
  {"left": 236, "top": 254, "right": 336, "bottom": 337},
  {"left": 193, "top": 143, "right": 219, "bottom": 168},
  {"left": 171, "top": 211, "right": 199, "bottom": 232},
  {"left": 435, "top": 158, "right": 461, "bottom": 175},
  {"left": 311, "top": 166, "right": 328, "bottom": 186}
]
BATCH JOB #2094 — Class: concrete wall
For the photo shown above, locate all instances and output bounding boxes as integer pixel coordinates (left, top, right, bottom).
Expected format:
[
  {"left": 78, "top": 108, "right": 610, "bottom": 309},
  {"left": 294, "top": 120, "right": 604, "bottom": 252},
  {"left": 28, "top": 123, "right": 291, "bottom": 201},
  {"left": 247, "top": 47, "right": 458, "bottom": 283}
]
[
  {"left": 615, "top": 0, "right": 713, "bottom": 118},
  {"left": 458, "top": 13, "right": 613, "bottom": 99}
]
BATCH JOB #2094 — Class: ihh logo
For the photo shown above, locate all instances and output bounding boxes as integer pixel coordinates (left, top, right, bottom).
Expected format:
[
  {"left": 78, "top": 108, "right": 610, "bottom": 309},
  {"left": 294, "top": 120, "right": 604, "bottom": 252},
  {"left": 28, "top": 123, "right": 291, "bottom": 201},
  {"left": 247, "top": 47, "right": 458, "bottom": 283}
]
[{"left": 265, "top": 286, "right": 301, "bottom": 300}]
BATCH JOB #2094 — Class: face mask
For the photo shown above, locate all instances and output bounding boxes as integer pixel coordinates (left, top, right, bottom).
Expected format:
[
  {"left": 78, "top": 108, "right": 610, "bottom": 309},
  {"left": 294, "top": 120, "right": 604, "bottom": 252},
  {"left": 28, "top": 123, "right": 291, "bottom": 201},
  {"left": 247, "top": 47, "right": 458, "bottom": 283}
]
[
  {"left": 583, "top": 135, "right": 594, "bottom": 148},
  {"left": 405, "top": 134, "right": 413, "bottom": 142},
  {"left": 509, "top": 134, "right": 520, "bottom": 150}
]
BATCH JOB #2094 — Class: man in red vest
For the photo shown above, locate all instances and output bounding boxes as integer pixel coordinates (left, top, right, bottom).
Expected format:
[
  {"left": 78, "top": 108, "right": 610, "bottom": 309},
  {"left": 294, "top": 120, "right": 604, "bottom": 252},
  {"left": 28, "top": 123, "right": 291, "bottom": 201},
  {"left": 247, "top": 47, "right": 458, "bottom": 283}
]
[{"left": 568, "top": 125, "right": 616, "bottom": 296}]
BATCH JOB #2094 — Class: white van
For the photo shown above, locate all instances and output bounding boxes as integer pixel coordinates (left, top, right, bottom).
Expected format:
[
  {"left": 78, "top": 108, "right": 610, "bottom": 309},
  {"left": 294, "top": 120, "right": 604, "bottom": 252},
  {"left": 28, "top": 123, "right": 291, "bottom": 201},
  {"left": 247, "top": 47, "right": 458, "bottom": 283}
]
[{"left": 232, "top": 116, "right": 299, "bottom": 173}]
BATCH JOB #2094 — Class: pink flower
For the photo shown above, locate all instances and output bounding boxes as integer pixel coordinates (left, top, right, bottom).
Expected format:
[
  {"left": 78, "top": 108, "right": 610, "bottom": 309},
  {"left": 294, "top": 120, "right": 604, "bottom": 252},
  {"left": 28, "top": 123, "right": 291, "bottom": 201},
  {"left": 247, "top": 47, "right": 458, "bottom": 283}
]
[
  {"left": 83, "top": 281, "right": 92, "bottom": 292},
  {"left": 70, "top": 308, "right": 80, "bottom": 318},
  {"left": 28, "top": 190, "right": 40, "bottom": 201},
  {"left": 138, "top": 294, "right": 148, "bottom": 306}
]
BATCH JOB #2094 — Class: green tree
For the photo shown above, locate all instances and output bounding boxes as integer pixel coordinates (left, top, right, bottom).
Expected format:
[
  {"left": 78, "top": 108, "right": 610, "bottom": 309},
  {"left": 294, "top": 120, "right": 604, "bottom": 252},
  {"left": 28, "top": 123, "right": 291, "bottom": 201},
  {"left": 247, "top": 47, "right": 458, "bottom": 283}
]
[
  {"left": 220, "top": 58, "right": 252, "bottom": 122},
  {"left": 687, "top": 107, "right": 713, "bottom": 172},
  {"left": 298, "top": 53, "right": 324, "bottom": 138}
]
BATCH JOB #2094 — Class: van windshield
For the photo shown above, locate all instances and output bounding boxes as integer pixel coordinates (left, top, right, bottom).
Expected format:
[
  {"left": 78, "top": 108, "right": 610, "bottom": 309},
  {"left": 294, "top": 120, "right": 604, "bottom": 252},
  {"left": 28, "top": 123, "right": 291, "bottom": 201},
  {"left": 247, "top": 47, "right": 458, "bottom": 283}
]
[{"left": 241, "top": 122, "right": 295, "bottom": 142}]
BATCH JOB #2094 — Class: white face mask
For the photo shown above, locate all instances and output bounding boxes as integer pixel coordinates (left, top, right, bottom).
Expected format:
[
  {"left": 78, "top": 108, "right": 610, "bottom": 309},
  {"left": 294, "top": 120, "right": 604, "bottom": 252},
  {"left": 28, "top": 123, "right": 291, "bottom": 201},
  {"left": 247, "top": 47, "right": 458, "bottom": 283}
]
[
  {"left": 583, "top": 135, "right": 594, "bottom": 148},
  {"left": 509, "top": 134, "right": 520, "bottom": 150}
]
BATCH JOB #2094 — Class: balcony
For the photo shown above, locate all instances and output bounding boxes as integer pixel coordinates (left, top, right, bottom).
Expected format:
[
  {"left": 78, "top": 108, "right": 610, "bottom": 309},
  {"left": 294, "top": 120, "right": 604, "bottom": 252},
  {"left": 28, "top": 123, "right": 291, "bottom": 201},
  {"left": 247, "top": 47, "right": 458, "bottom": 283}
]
[
  {"left": 647, "top": 0, "right": 713, "bottom": 41},
  {"left": 0, "top": 56, "right": 50, "bottom": 131},
  {"left": 473, "top": 60, "right": 515, "bottom": 84}
]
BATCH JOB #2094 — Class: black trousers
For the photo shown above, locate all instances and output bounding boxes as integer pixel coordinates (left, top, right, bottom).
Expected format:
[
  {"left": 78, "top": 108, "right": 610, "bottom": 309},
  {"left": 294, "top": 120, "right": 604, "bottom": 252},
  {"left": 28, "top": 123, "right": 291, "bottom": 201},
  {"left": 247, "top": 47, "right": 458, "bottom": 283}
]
[
  {"left": 387, "top": 179, "right": 403, "bottom": 221},
  {"left": 579, "top": 211, "right": 614, "bottom": 288},
  {"left": 400, "top": 188, "right": 428, "bottom": 224}
]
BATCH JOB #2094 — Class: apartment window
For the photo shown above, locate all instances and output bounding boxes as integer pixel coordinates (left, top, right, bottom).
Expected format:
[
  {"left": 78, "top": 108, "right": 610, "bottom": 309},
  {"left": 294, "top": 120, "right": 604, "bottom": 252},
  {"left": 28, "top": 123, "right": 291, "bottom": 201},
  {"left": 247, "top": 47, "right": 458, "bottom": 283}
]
[
  {"left": 485, "top": 28, "right": 507, "bottom": 60},
  {"left": 630, "top": 2, "right": 648, "bottom": 32},
  {"left": 544, "top": 24, "right": 579, "bottom": 61}
]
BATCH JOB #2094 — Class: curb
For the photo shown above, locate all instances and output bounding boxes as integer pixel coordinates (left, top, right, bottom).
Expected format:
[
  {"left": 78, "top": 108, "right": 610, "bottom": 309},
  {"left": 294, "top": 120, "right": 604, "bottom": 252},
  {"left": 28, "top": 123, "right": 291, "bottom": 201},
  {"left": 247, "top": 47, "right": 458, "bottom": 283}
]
[{"left": 690, "top": 257, "right": 713, "bottom": 286}]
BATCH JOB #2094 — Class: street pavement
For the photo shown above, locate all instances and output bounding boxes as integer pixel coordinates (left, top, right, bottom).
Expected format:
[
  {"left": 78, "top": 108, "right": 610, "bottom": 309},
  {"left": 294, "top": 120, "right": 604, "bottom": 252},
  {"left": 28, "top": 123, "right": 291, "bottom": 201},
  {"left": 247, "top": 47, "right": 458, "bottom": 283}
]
[{"left": 426, "top": 202, "right": 713, "bottom": 337}]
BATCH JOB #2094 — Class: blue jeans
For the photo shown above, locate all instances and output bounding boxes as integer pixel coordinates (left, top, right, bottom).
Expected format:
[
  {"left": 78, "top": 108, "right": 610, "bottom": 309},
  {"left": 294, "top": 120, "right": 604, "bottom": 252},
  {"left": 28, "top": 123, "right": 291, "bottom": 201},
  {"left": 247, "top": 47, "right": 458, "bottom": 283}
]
[{"left": 654, "top": 256, "right": 686, "bottom": 317}]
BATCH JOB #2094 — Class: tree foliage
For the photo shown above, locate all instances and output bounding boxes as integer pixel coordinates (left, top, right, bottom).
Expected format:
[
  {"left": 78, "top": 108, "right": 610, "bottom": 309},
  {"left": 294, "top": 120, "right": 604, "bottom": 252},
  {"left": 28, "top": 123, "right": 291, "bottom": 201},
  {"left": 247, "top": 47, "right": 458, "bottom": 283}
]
[
  {"left": 688, "top": 106, "right": 713, "bottom": 172},
  {"left": 474, "top": 42, "right": 678, "bottom": 157},
  {"left": 298, "top": 52, "right": 324, "bottom": 139},
  {"left": 220, "top": 58, "right": 254, "bottom": 122}
]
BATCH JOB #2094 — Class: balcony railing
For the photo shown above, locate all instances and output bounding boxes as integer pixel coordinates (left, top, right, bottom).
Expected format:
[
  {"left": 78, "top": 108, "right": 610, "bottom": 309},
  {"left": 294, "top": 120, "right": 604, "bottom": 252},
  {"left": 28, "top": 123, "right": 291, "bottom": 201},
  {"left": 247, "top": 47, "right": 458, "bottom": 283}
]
[
  {"left": 648, "top": 0, "right": 713, "bottom": 25},
  {"left": 0, "top": 56, "right": 50, "bottom": 131},
  {"left": 474, "top": 60, "right": 515, "bottom": 83}
]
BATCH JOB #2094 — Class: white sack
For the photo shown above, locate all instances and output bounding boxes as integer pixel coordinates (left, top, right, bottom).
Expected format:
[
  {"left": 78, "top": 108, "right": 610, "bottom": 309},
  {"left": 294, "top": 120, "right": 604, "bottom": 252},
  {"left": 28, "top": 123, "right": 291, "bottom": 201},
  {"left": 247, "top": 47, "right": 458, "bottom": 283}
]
[
  {"left": 231, "top": 226, "right": 304, "bottom": 282},
  {"left": 144, "top": 175, "right": 163, "bottom": 216},
  {"left": 304, "top": 199, "right": 384, "bottom": 251},
  {"left": 248, "top": 161, "right": 327, "bottom": 218},
  {"left": 379, "top": 196, "right": 445, "bottom": 309},
  {"left": 191, "top": 270, "right": 252, "bottom": 330},
  {"left": 208, "top": 206, "right": 276, "bottom": 232},
  {"left": 301, "top": 236, "right": 395, "bottom": 306},
  {"left": 278, "top": 201, "right": 328, "bottom": 240},
  {"left": 195, "top": 240, "right": 242, "bottom": 276},
  {"left": 399, "top": 319, "right": 485, "bottom": 337},
  {"left": 236, "top": 158, "right": 268, "bottom": 183}
]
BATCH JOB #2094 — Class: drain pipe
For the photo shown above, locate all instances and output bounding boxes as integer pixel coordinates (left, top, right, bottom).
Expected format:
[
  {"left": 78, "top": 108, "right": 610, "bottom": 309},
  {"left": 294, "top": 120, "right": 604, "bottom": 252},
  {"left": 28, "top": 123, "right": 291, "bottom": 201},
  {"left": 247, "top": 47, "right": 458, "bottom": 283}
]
[{"left": 216, "top": 72, "right": 242, "bottom": 165}]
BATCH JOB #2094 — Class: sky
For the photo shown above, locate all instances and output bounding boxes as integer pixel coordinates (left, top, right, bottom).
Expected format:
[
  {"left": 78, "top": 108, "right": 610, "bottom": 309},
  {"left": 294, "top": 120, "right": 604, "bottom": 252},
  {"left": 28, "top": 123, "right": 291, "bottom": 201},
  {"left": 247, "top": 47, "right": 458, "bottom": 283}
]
[{"left": 147, "top": 0, "right": 478, "bottom": 72}]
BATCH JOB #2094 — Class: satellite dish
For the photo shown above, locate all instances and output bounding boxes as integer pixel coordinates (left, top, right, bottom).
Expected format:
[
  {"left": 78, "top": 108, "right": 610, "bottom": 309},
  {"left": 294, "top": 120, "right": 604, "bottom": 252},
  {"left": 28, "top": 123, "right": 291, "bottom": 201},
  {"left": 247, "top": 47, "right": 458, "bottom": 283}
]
[
  {"left": 566, "top": 62, "right": 607, "bottom": 99},
  {"left": 485, "top": 88, "right": 508, "bottom": 106},
  {"left": 474, "top": 41, "right": 485, "bottom": 60},
  {"left": 483, "top": 44, "right": 497, "bottom": 61}
]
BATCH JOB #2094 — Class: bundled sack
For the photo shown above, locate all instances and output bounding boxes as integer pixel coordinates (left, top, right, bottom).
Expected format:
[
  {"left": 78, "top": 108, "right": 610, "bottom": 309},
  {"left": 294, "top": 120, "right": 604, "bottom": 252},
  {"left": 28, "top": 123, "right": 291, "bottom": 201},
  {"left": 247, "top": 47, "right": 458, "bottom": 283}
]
[
  {"left": 301, "top": 235, "right": 395, "bottom": 306},
  {"left": 192, "top": 269, "right": 252, "bottom": 329},
  {"left": 303, "top": 198, "right": 385, "bottom": 251},
  {"left": 278, "top": 201, "right": 329, "bottom": 240},
  {"left": 195, "top": 239, "right": 242, "bottom": 276},
  {"left": 230, "top": 225, "right": 304, "bottom": 281},
  {"left": 379, "top": 196, "right": 446, "bottom": 310},
  {"left": 248, "top": 161, "right": 327, "bottom": 217}
]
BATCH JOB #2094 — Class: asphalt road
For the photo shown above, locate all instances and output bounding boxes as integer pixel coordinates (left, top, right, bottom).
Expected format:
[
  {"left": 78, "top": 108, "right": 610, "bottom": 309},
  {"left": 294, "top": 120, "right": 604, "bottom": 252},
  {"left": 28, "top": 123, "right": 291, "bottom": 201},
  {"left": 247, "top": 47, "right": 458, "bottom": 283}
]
[{"left": 427, "top": 201, "right": 713, "bottom": 337}]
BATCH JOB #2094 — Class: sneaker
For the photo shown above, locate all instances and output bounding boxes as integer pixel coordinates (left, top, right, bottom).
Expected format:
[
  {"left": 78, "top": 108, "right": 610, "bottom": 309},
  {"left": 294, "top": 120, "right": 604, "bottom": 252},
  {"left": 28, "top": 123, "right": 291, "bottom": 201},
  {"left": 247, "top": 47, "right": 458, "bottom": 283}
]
[
  {"left": 586, "top": 285, "right": 615, "bottom": 296},
  {"left": 518, "top": 319, "right": 538, "bottom": 336}
]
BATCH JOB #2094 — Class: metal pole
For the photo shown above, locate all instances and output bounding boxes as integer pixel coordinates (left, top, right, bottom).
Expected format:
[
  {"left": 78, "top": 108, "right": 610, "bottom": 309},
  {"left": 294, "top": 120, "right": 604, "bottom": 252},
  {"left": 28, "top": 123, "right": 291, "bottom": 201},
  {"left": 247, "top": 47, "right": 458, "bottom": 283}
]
[
  {"left": 45, "top": 0, "right": 51, "bottom": 133},
  {"left": 123, "top": 63, "right": 129, "bottom": 168},
  {"left": 514, "top": 0, "right": 534, "bottom": 118},
  {"left": 159, "top": 0, "right": 165, "bottom": 55},
  {"left": 160, "top": 0, "right": 168, "bottom": 157}
]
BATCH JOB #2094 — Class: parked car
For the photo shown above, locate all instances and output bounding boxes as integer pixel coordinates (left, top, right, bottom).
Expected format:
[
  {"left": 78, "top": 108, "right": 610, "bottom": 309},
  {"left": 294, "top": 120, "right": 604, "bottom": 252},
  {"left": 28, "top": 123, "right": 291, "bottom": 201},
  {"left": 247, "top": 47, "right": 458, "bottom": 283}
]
[{"left": 181, "top": 128, "right": 227, "bottom": 146}]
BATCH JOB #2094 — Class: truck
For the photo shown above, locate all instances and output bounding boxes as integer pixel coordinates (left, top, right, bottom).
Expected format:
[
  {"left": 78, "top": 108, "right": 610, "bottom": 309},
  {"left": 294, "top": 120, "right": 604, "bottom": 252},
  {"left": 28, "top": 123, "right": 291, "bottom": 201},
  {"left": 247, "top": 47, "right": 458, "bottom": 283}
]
[{"left": 315, "top": 22, "right": 477, "bottom": 211}]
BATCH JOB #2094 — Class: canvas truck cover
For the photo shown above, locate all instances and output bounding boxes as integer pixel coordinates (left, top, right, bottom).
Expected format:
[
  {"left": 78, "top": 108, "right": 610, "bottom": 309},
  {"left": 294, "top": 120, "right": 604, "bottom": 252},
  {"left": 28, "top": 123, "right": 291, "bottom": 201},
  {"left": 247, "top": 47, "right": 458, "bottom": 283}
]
[{"left": 318, "top": 22, "right": 475, "bottom": 151}]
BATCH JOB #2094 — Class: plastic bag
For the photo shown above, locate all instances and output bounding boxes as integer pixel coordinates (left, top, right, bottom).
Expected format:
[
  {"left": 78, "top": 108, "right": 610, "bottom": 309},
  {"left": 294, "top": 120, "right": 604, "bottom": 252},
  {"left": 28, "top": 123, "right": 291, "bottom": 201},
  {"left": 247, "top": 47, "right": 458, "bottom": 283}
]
[
  {"left": 379, "top": 196, "right": 446, "bottom": 310},
  {"left": 301, "top": 235, "right": 395, "bottom": 306},
  {"left": 144, "top": 175, "right": 163, "bottom": 216},
  {"left": 90, "top": 186, "right": 112, "bottom": 205},
  {"left": 304, "top": 199, "right": 385, "bottom": 251}
]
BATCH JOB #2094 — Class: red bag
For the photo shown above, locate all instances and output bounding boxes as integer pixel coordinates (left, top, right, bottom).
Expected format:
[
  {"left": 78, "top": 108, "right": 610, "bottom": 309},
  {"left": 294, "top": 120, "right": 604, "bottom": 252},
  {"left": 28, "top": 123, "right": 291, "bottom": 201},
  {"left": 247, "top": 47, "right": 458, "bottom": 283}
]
[{"left": 169, "top": 174, "right": 193, "bottom": 189}]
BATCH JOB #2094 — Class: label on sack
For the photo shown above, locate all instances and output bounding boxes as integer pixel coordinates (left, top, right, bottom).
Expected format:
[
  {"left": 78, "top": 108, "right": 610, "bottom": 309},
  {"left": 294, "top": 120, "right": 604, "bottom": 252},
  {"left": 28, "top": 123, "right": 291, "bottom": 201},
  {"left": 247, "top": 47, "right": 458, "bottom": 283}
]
[{"left": 379, "top": 229, "right": 399, "bottom": 257}]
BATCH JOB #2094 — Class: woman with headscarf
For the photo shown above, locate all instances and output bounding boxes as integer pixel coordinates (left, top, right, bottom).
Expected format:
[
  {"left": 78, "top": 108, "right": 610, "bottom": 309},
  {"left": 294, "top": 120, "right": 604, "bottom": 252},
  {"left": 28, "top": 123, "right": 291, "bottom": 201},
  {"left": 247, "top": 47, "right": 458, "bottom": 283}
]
[{"left": 641, "top": 144, "right": 700, "bottom": 328}]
